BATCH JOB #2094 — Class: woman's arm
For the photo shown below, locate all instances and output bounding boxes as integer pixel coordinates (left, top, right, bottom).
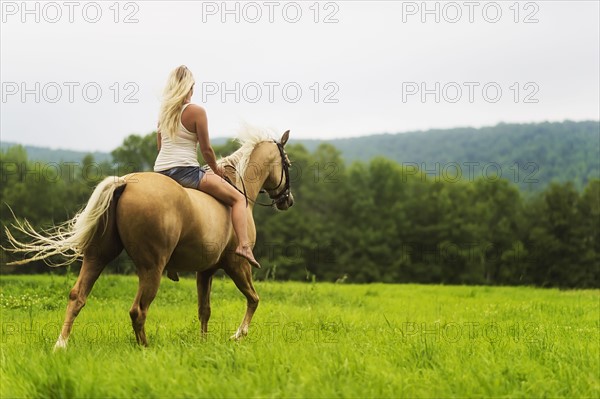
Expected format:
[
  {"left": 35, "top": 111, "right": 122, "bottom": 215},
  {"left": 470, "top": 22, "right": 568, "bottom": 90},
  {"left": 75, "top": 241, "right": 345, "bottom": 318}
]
[{"left": 191, "top": 105, "right": 221, "bottom": 175}]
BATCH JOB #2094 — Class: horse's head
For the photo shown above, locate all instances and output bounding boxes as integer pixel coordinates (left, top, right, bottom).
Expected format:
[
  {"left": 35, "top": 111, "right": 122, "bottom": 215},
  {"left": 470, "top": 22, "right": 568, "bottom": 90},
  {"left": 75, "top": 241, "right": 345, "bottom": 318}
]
[{"left": 261, "top": 130, "right": 294, "bottom": 211}]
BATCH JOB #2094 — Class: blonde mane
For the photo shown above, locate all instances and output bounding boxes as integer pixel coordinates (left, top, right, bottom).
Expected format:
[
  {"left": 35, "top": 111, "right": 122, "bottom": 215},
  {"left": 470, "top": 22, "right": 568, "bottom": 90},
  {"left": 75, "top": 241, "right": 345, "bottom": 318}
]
[{"left": 216, "top": 126, "right": 276, "bottom": 183}]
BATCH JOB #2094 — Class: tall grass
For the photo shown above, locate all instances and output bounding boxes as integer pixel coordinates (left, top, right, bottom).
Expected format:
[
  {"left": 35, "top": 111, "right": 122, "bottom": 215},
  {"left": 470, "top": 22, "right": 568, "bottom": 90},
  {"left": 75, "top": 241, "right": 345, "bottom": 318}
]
[{"left": 1, "top": 274, "right": 598, "bottom": 398}]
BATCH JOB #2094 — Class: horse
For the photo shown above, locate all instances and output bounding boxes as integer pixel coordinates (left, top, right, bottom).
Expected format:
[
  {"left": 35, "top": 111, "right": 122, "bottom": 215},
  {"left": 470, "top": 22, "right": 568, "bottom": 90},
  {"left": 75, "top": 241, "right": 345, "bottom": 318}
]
[{"left": 4, "top": 130, "right": 294, "bottom": 350}]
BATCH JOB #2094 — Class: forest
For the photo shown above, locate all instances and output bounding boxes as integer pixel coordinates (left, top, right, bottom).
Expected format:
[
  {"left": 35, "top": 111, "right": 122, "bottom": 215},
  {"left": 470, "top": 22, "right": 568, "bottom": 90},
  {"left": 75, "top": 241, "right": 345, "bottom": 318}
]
[{"left": 1, "top": 121, "right": 598, "bottom": 288}]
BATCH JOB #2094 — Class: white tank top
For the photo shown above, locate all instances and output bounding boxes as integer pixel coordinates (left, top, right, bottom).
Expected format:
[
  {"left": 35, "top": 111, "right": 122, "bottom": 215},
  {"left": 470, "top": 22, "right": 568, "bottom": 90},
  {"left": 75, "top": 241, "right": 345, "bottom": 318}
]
[{"left": 154, "top": 103, "right": 200, "bottom": 172}]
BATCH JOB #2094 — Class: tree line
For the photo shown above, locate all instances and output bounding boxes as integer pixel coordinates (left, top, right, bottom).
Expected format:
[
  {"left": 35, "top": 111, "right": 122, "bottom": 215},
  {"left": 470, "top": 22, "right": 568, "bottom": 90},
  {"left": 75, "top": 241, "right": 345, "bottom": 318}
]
[{"left": 1, "top": 132, "right": 598, "bottom": 288}]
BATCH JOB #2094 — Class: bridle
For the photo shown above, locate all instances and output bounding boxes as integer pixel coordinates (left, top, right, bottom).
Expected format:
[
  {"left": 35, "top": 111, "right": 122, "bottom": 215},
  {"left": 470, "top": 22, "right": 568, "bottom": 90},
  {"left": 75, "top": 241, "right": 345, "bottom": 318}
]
[
  {"left": 224, "top": 140, "right": 291, "bottom": 208},
  {"left": 259, "top": 141, "right": 291, "bottom": 206}
]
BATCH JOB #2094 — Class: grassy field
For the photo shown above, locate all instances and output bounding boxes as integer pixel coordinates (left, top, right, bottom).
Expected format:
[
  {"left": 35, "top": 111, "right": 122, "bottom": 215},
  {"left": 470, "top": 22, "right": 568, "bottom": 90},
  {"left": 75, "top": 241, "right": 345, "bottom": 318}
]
[{"left": 0, "top": 274, "right": 598, "bottom": 398}]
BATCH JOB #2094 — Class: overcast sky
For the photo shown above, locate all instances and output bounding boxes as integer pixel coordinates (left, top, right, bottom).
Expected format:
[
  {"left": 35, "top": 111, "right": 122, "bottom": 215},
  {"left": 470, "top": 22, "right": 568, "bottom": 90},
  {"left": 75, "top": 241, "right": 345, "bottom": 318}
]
[{"left": 1, "top": 0, "right": 599, "bottom": 152}]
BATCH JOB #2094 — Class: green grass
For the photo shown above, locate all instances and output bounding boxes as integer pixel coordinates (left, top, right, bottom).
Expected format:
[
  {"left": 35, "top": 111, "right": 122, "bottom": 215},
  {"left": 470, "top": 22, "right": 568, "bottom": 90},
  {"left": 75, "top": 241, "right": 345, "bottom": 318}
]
[{"left": 1, "top": 274, "right": 598, "bottom": 398}]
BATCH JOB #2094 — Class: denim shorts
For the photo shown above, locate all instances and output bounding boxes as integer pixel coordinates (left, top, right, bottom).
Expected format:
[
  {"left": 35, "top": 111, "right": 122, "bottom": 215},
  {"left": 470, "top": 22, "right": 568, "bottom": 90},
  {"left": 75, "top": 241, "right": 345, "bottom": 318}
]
[{"left": 157, "top": 166, "right": 205, "bottom": 189}]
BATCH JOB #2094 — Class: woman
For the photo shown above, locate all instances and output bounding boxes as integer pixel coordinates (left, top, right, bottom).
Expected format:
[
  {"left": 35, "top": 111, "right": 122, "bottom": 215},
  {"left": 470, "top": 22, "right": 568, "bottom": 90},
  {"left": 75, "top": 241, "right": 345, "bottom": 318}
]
[{"left": 154, "top": 65, "right": 260, "bottom": 271}]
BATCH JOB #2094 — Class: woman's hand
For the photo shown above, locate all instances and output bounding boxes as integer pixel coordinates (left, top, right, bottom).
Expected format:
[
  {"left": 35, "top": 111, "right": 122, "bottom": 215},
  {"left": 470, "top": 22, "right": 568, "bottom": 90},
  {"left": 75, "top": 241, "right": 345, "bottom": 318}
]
[{"left": 213, "top": 165, "right": 225, "bottom": 177}]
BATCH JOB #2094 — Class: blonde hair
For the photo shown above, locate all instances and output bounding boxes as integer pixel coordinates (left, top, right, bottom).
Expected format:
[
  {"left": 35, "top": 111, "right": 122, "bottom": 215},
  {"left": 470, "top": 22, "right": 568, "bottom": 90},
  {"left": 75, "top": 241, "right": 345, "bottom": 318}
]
[{"left": 158, "top": 65, "right": 195, "bottom": 139}]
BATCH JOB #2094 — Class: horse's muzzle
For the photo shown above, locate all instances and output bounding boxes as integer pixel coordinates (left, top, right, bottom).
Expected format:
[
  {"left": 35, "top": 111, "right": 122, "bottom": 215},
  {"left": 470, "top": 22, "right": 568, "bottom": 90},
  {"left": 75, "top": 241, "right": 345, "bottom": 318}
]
[{"left": 276, "top": 193, "right": 294, "bottom": 210}]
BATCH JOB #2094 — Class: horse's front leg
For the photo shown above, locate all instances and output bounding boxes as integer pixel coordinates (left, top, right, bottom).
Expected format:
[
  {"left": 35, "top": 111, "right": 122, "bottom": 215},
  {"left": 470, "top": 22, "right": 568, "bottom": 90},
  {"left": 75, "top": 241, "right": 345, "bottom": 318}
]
[
  {"left": 224, "top": 261, "right": 259, "bottom": 340},
  {"left": 196, "top": 269, "right": 215, "bottom": 337}
]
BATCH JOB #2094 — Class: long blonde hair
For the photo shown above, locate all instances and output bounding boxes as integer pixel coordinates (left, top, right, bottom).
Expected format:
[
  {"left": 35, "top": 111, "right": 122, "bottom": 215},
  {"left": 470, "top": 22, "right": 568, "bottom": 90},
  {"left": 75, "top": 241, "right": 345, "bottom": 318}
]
[{"left": 158, "top": 65, "right": 195, "bottom": 140}]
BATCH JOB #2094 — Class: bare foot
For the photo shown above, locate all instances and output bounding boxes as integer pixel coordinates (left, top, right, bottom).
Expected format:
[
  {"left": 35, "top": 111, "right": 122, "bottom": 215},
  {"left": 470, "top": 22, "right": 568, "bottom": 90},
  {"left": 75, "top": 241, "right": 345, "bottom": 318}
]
[{"left": 235, "top": 245, "right": 261, "bottom": 269}]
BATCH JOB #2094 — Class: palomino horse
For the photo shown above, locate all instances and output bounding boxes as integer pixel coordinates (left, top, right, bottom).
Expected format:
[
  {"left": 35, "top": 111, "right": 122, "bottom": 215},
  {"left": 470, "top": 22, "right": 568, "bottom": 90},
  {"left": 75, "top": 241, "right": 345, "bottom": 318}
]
[{"left": 4, "top": 130, "right": 294, "bottom": 349}]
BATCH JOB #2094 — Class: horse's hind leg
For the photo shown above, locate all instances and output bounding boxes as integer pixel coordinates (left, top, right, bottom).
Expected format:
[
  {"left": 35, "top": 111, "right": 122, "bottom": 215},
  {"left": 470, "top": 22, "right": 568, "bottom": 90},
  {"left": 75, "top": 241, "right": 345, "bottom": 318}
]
[
  {"left": 224, "top": 262, "right": 259, "bottom": 340},
  {"left": 55, "top": 207, "right": 123, "bottom": 351},
  {"left": 129, "top": 268, "right": 162, "bottom": 346},
  {"left": 54, "top": 255, "right": 110, "bottom": 351}
]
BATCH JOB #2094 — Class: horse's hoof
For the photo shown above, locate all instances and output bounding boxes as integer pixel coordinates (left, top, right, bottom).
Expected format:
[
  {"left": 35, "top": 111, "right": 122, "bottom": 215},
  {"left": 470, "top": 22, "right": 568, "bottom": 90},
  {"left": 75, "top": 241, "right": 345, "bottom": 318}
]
[
  {"left": 167, "top": 270, "right": 179, "bottom": 282},
  {"left": 230, "top": 333, "right": 243, "bottom": 341},
  {"left": 53, "top": 345, "right": 66, "bottom": 352},
  {"left": 53, "top": 335, "right": 68, "bottom": 352}
]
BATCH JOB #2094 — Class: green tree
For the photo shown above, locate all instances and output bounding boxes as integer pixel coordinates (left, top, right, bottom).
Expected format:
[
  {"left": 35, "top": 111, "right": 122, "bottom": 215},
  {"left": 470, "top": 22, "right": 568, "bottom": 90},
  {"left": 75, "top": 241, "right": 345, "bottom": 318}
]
[
  {"left": 111, "top": 132, "right": 157, "bottom": 173},
  {"left": 524, "top": 182, "right": 592, "bottom": 287},
  {"left": 470, "top": 178, "right": 523, "bottom": 284}
]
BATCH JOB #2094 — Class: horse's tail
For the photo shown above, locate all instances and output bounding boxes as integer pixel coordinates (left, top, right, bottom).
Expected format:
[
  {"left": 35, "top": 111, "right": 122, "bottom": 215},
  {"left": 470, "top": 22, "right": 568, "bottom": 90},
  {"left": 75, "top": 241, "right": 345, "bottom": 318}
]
[{"left": 3, "top": 176, "right": 127, "bottom": 266}]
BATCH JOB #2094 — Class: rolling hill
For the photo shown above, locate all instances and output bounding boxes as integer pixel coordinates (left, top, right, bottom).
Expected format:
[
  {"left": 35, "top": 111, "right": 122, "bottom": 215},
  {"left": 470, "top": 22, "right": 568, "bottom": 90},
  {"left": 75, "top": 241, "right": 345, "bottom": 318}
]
[
  {"left": 2, "top": 120, "right": 598, "bottom": 191},
  {"left": 299, "top": 120, "right": 599, "bottom": 191},
  {"left": 0, "top": 142, "right": 112, "bottom": 164}
]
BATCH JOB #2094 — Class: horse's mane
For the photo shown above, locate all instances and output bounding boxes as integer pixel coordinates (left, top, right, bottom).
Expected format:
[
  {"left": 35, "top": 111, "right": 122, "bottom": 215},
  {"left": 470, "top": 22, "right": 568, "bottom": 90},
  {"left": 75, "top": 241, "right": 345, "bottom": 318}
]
[{"left": 216, "top": 126, "right": 275, "bottom": 183}]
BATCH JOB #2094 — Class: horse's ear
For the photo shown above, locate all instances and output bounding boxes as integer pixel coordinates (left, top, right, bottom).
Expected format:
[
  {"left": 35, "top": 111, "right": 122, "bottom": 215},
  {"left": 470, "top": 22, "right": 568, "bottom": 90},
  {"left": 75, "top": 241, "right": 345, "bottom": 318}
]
[{"left": 280, "top": 130, "right": 290, "bottom": 146}]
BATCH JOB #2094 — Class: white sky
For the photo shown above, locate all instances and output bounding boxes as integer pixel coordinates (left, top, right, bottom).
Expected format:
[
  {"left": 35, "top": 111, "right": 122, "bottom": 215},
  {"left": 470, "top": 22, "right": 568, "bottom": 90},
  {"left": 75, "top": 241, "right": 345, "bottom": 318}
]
[{"left": 1, "top": 0, "right": 599, "bottom": 152}]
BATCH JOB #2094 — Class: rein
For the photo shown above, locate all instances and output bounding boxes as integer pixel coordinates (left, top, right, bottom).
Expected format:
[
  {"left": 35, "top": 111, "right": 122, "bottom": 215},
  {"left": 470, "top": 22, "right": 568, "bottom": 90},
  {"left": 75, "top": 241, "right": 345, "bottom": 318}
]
[{"left": 221, "top": 141, "right": 291, "bottom": 208}]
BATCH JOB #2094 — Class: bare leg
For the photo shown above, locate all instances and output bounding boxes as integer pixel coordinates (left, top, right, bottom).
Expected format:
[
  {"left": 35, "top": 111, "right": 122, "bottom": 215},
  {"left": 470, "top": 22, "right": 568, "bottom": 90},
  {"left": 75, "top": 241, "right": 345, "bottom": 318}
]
[
  {"left": 196, "top": 270, "right": 215, "bottom": 337},
  {"left": 129, "top": 268, "right": 162, "bottom": 346},
  {"left": 224, "top": 261, "right": 260, "bottom": 340},
  {"left": 199, "top": 172, "right": 260, "bottom": 268}
]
